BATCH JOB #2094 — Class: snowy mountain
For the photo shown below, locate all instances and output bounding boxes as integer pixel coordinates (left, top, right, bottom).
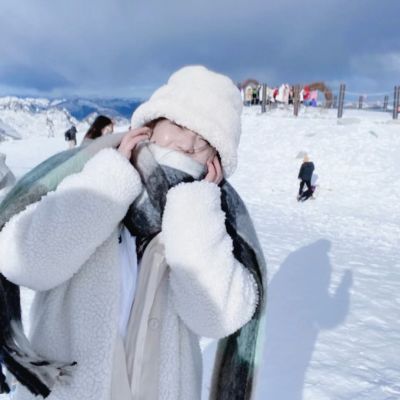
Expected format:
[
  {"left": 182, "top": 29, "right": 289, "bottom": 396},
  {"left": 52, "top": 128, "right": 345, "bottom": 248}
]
[
  {"left": 0, "top": 119, "right": 21, "bottom": 140},
  {"left": 54, "top": 98, "right": 142, "bottom": 120},
  {"left": 0, "top": 96, "right": 142, "bottom": 140}
]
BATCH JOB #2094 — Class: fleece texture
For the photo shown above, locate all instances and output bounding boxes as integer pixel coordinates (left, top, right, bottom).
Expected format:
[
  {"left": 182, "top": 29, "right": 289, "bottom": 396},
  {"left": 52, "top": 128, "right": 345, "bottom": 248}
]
[
  {"left": 130, "top": 66, "right": 243, "bottom": 177},
  {"left": 163, "top": 181, "right": 258, "bottom": 338},
  {"left": 0, "top": 149, "right": 257, "bottom": 400}
]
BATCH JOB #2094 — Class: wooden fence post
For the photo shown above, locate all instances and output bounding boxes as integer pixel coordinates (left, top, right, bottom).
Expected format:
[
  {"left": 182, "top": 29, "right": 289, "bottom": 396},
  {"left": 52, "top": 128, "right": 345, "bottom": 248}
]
[
  {"left": 261, "top": 84, "right": 267, "bottom": 113},
  {"left": 397, "top": 87, "right": 400, "bottom": 118},
  {"left": 337, "top": 84, "right": 346, "bottom": 118},
  {"left": 293, "top": 85, "right": 300, "bottom": 117},
  {"left": 358, "top": 95, "right": 363, "bottom": 109},
  {"left": 393, "top": 86, "right": 399, "bottom": 120},
  {"left": 383, "top": 95, "right": 389, "bottom": 111}
]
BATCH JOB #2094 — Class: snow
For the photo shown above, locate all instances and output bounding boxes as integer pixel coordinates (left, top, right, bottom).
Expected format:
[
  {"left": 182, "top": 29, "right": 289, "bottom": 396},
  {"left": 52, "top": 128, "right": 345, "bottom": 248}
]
[
  {"left": 0, "top": 96, "right": 131, "bottom": 141},
  {"left": 1, "top": 106, "right": 399, "bottom": 399},
  {"left": 0, "top": 96, "right": 79, "bottom": 139}
]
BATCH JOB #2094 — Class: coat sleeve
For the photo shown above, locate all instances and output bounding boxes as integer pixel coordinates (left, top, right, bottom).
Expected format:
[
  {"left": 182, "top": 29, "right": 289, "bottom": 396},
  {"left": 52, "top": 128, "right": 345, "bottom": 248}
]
[
  {"left": 0, "top": 148, "right": 142, "bottom": 291},
  {"left": 161, "top": 181, "right": 258, "bottom": 339}
]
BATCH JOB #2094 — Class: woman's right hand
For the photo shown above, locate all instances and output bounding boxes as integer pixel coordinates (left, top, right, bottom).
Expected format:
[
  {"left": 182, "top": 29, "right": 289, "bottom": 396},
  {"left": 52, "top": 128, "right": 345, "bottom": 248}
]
[
  {"left": 204, "top": 155, "right": 223, "bottom": 185},
  {"left": 118, "top": 127, "right": 151, "bottom": 159}
]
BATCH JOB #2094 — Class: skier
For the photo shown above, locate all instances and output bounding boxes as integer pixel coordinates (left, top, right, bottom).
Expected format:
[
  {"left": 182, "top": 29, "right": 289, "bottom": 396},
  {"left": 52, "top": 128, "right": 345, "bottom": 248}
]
[
  {"left": 0, "top": 153, "right": 15, "bottom": 192},
  {"left": 245, "top": 86, "right": 253, "bottom": 106},
  {"left": 0, "top": 66, "right": 266, "bottom": 400},
  {"left": 297, "top": 154, "right": 315, "bottom": 201},
  {"left": 64, "top": 126, "right": 77, "bottom": 149}
]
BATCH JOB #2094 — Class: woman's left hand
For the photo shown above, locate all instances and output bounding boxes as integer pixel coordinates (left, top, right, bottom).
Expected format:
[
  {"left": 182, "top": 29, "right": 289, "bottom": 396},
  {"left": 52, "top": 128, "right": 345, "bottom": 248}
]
[
  {"left": 118, "top": 127, "right": 151, "bottom": 160},
  {"left": 204, "top": 155, "right": 223, "bottom": 185}
]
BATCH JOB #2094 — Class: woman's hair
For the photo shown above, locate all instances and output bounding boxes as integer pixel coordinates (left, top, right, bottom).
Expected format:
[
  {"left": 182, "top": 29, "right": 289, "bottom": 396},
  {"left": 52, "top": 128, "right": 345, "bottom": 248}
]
[
  {"left": 144, "top": 117, "right": 165, "bottom": 132},
  {"left": 84, "top": 115, "right": 113, "bottom": 140}
]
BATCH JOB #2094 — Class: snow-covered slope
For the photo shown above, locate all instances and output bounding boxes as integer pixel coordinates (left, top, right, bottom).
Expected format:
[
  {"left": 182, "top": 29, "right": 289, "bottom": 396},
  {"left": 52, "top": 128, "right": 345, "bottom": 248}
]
[
  {"left": 0, "top": 96, "right": 135, "bottom": 140},
  {"left": 0, "top": 106, "right": 399, "bottom": 399},
  {"left": 233, "top": 107, "right": 400, "bottom": 400},
  {"left": 0, "top": 96, "right": 80, "bottom": 139},
  {"left": 0, "top": 119, "right": 21, "bottom": 140}
]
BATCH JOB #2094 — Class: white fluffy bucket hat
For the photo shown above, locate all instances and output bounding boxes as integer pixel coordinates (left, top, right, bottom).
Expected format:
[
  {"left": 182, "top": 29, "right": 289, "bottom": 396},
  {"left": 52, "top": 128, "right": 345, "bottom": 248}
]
[{"left": 130, "top": 65, "right": 243, "bottom": 177}]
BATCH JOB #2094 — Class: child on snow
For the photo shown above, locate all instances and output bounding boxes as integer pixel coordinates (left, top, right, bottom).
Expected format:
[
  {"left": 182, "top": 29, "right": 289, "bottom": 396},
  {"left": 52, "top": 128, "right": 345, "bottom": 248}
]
[{"left": 297, "top": 154, "right": 315, "bottom": 201}]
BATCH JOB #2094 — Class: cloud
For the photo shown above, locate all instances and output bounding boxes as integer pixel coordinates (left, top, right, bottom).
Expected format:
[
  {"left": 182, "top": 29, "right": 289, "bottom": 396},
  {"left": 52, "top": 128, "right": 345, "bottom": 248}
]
[
  {"left": 0, "top": 0, "right": 399, "bottom": 97},
  {"left": 348, "top": 52, "right": 400, "bottom": 93},
  {"left": 0, "top": 65, "right": 73, "bottom": 91},
  {"left": 351, "top": 52, "right": 400, "bottom": 76}
]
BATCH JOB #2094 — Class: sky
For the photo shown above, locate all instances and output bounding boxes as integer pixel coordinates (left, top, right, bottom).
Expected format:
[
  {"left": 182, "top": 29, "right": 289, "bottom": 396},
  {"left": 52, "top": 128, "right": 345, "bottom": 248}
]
[{"left": 0, "top": 0, "right": 399, "bottom": 99}]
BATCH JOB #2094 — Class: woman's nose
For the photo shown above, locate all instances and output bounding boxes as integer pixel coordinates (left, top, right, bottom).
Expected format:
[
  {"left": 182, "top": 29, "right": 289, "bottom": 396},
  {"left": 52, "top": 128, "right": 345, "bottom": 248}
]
[{"left": 177, "top": 130, "right": 197, "bottom": 153}]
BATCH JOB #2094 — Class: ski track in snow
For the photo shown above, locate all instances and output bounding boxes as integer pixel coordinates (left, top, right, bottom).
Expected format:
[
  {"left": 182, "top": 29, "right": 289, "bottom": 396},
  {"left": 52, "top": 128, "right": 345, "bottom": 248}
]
[{"left": 1, "top": 107, "right": 399, "bottom": 399}]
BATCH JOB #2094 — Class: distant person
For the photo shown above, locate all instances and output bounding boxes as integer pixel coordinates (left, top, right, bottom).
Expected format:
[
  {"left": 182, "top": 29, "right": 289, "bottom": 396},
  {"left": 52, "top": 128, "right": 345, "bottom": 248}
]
[
  {"left": 0, "top": 153, "right": 15, "bottom": 192},
  {"left": 288, "top": 87, "right": 294, "bottom": 105},
  {"left": 302, "top": 86, "right": 311, "bottom": 106},
  {"left": 273, "top": 87, "right": 279, "bottom": 101},
  {"left": 46, "top": 114, "right": 55, "bottom": 138},
  {"left": 297, "top": 155, "right": 315, "bottom": 201},
  {"left": 245, "top": 87, "right": 253, "bottom": 106},
  {"left": 299, "top": 88, "right": 304, "bottom": 103},
  {"left": 252, "top": 88, "right": 257, "bottom": 105},
  {"left": 82, "top": 115, "right": 114, "bottom": 145},
  {"left": 64, "top": 126, "right": 77, "bottom": 149}
]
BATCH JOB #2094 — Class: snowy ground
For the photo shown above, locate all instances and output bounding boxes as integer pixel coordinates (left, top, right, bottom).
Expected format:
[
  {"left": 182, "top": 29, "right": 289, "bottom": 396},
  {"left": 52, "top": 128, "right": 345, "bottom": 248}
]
[{"left": 1, "top": 106, "right": 399, "bottom": 399}]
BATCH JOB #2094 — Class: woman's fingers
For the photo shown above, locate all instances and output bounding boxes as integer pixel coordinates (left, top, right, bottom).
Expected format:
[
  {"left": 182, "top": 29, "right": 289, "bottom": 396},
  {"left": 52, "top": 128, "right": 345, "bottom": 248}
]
[
  {"left": 118, "top": 134, "right": 148, "bottom": 159},
  {"left": 124, "top": 133, "right": 149, "bottom": 148},
  {"left": 119, "top": 127, "right": 151, "bottom": 147},
  {"left": 204, "top": 155, "right": 224, "bottom": 185},
  {"left": 118, "top": 127, "right": 151, "bottom": 159},
  {"left": 204, "top": 159, "right": 217, "bottom": 183},
  {"left": 213, "top": 156, "right": 223, "bottom": 184},
  {"left": 125, "top": 126, "right": 152, "bottom": 139},
  {"left": 204, "top": 160, "right": 214, "bottom": 182}
]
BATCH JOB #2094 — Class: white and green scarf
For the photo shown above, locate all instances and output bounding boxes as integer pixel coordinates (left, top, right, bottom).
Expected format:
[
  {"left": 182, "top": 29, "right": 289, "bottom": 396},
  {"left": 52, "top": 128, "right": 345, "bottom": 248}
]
[{"left": 0, "top": 133, "right": 266, "bottom": 399}]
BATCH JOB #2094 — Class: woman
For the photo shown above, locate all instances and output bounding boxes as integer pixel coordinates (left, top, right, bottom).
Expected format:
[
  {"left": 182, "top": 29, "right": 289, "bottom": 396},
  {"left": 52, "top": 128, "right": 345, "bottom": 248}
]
[
  {"left": 0, "top": 66, "right": 266, "bottom": 400},
  {"left": 82, "top": 115, "right": 114, "bottom": 144}
]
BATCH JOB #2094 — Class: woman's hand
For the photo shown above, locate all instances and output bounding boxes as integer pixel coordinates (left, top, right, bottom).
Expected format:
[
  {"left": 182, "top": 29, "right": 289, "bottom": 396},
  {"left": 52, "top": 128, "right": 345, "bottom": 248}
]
[
  {"left": 118, "top": 127, "right": 151, "bottom": 159},
  {"left": 204, "top": 155, "right": 223, "bottom": 185}
]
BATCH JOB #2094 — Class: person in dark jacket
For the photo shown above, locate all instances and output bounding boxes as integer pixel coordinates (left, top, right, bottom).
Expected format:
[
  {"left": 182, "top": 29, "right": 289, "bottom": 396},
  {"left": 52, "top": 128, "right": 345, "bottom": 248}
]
[
  {"left": 64, "top": 126, "right": 77, "bottom": 149},
  {"left": 297, "top": 155, "right": 315, "bottom": 201}
]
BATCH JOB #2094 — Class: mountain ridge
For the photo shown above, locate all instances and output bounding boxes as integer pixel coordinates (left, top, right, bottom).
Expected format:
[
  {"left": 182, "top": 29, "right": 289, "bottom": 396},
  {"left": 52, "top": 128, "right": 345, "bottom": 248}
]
[{"left": 0, "top": 96, "right": 143, "bottom": 140}]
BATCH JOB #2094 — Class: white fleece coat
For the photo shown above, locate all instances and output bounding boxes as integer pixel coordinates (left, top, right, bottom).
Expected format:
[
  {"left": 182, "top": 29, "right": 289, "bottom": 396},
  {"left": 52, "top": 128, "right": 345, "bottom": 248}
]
[{"left": 0, "top": 148, "right": 258, "bottom": 400}]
